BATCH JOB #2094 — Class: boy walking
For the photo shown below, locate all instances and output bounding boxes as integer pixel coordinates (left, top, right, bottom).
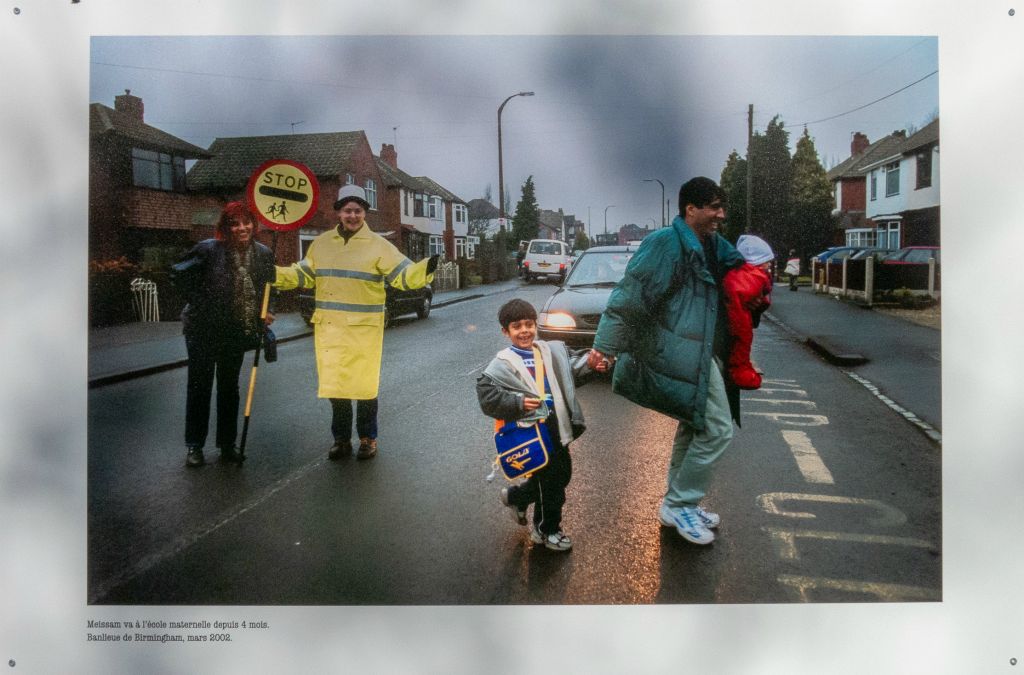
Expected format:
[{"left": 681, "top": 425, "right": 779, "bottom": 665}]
[{"left": 476, "top": 299, "right": 605, "bottom": 551}]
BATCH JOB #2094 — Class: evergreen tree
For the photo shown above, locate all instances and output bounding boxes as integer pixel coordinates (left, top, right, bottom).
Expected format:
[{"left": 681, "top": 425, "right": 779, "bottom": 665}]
[
  {"left": 574, "top": 231, "right": 591, "bottom": 251},
  {"left": 788, "top": 128, "right": 835, "bottom": 260},
  {"left": 720, "top": 149, "right": 748, "bottom": 242},
  {"left": 510, "top": 175, "right": 540, "bottom": 245},
  {"left": 749, "top": 115, "right": 792, "bottom": 252}
]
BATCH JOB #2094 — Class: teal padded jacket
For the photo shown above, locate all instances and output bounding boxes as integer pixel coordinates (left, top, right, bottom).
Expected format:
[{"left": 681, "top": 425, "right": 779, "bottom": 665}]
[{"left": 592, "top": 216, "right": 743, "bottom": 430}]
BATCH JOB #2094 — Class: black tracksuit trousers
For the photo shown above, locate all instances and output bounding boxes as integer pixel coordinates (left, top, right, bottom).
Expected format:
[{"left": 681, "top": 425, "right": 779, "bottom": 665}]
[{"left": 506, "top": 416, "right": 573, "bottom": 535}]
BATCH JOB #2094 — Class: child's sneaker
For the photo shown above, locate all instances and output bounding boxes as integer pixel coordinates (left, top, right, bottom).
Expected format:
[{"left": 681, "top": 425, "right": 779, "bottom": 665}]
[
  {"left": 500, "top": 487, "right": 528, "bottom": 526},
  {"left": 529, "top": 525, "right": 573, "bottom": 551},
  {"left": 658, "top": 504, "right": 715, "bottom": 545}
]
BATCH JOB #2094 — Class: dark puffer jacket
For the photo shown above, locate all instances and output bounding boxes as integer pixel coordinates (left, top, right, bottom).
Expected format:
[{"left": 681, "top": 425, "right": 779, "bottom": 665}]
[{"left": 592, "top": 216, "right": 743, "bottom": 430}]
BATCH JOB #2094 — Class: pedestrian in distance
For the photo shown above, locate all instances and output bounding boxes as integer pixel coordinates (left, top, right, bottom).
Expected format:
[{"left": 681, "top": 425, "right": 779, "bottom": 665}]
[
  {"left": 723, "top": 234, "right": 775, "bottom": 390},
  {"left": 274, "top": 184, "right": 438, "bottom": 461},
  {"left": 476, "top": 298, "right": 607, "bottom": 552},
  {"left": 171, "top": 201, "right": 276, "bottom": 467},
  {"left": 785, "top": 249, "right": 801, "bottom": 291},
  {"left": 588, "top": 176, "right": 766, "bottom": 545}
]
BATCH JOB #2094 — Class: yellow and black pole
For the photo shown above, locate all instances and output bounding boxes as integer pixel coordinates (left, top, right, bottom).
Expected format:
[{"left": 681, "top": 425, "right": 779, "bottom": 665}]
[{"left": 238, "top": 232, "right": 277, "bottom": 461}]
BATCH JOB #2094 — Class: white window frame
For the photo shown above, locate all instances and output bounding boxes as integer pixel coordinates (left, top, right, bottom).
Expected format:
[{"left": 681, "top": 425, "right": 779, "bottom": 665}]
[
  {"left": 453, "top": 203, "right": 467, "bottom": 225},
  {"left": 364, "top": 178, "right": 378, "bottom": 210},
  {"left": 884, "top": 161, "right": 900, "bottom": 197},
  {"left": 345, "top": 173, "right": 355, "bottom": 185},
  {"left": 869, "top": 171, "right": 877, "bottom": 201},
  {"left": 845, "top": 228, "right": 876, "bottom": 247},
  {"left": 428, "top": 196, "right": 442, "bottom": 220},
  {"left": 455, "top": 238, "right": 465, "bottom": 259},
  {"left": 428, "top": 235, "right": 444, "bottom": 256},
  {"left": 466, "top": 235, "right": 479, "bottom": 260}
]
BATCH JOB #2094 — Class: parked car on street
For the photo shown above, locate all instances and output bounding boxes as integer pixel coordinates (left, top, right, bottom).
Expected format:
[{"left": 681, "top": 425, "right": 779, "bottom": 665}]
[
  {"left": 298, "top": 283, "right": 433, "bottom": 328},
  {"left": 536, "top": 245, "right": 637, "bottom": 346},
  {"left": 522, "top": 238, "right": 572, "bottom": 283},
  {"left": 848, "top": 247, "right": 894, "bottom": 263},
  {"left": 881, "top": 246, "right": 940, "bottom": 265},
  {"left": 814, "top": 246, "right": 864, "bottom": 263}
]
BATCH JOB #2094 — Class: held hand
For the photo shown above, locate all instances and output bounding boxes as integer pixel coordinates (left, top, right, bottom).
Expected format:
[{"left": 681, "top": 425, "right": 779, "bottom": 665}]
[
  {"left": 522, "top": 397, "right": 542, "bottom": 411},
  {"left": 587, "top": 348, "right": 614, "bottom": 371},
  {"left": 263, "top": 311, "right": 276, "bottom": 326},
  {"left": 426, "top": 254, "right": 440, "bottom": 275}
]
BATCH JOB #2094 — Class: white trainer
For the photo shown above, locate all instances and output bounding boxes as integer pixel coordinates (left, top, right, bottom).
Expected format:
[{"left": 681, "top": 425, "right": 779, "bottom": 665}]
[{"left": 658, "top": 504, "right": 715, "bottom": 545}]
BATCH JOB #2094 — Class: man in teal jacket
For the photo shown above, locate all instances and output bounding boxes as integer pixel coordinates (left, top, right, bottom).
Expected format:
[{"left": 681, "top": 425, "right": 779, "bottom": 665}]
[{"left": 589, "top": 176, "right": 751, "bottom": 545}]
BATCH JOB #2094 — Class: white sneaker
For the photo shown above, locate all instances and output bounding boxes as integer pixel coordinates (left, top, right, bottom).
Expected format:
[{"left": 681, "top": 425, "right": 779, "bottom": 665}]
[
  {"left": 693, "top": 505, "right": 720, "bottom": 529},
  {"left": 500, "top": 487, "right": 527, "bottom": 526},
  {"left": 658, "top": 505, "right": 715, "bottom": 545},
  {"left": 529, "top": 526, "right": 573, "bottom": 551}
]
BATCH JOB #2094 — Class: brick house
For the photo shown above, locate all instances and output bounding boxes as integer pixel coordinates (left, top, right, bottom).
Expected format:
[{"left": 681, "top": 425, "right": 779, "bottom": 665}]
[
  {"left": 414, "top": 175, "right": 469, "bottom": 261},
  {"left": 823, "top": 128, "right": 921, "bottom": 249},
  {"left": 374, "top": 146, "right": 431, "bottom": 260},
  {"left": 863, "top": 118, "right": 940, "bottom": 249},
  {"left": 186, "top": 130, "right": 388, "bottom": 266},
  {"left": 89, "top": 90, "right": 212, "bottom": 263}
]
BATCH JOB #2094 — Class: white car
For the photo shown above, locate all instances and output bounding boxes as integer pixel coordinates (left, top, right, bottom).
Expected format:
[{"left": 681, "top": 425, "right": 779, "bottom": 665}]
[{"left": 522, "top": 238, "right": 571, "bottom": 283}]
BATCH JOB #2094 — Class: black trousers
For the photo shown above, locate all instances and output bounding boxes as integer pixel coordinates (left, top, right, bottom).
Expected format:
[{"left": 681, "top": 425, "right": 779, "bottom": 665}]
[
  {"left": 507, "top": 419, "right": 573, "bottom": 535},
  {"left": 330, "top": 398, "right": 379, "bottom": 441},
  {"left": 184, "top": 334, "right": 247, "bottom": 450}
]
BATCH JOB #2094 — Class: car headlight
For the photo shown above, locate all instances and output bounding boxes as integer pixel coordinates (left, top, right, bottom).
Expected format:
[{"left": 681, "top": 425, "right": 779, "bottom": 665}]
[{"left": 539, "top": 312, "right": 576, "bottom": 329}]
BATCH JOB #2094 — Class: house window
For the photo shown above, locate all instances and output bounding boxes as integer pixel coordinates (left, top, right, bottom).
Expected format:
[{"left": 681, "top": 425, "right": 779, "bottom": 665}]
[
  {"left": 467, "top": 235, "right": 479, "bottom": 259},
  {"left": 428, "top": 196, "right": 441, "bottom": 220},
  {"left": 428, "top": 235, "right": 444, "bottom": 256},
  {"left": 916, "top": 150, "right": 933, "bottom": 189},
  {"left": 455, "top": 238, "right": 465, "bottom": 259},
  {"left": 413, "top": 193, "right": 426, "bottom": 217},
  {"left": 846, "top": 228, "right": 875, "bottom": 247},
  {"left": 364, "top": 179, "right": 377, "bottom": 210},
  {"left": 453, "top": 203, "right": 467, "bottom": 225},
  {"left": 345, "top": 174, "right": 354, "bottom": 185},
  {"left": 883, "top": 221, "right": 901, "bottom": 249},
  {"left": 884, "top": 161, "right": 900, "bottom": 197},
  {"left": 403, "top": 191, "right": 410, "bottom": 217},
  {"left": 131, "top": 148, "right": 185, "bottom": 191},
  {"left": 869, "top": 172, "right": 877, "bottom": 201}
]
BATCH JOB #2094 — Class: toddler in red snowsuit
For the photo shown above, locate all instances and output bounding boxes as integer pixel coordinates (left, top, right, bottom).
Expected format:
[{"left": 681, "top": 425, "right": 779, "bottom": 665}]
[{"left": 723, "top": 235, "right": 775, "bottom": 389}]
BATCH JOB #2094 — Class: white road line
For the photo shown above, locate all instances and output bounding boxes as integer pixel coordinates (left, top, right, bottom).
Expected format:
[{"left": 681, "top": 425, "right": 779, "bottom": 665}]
[
  {"left": 776, "top": 574, "right": 941, "bottom": 602},
  {"left": 780, "top": 430, "right": 834, "bottom": 484},
  {"left": 843, "top": 370, "right": 942, "bottom": 445}
]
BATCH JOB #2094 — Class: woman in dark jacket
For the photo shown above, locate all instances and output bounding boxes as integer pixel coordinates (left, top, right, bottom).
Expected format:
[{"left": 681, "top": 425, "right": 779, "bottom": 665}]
[{"left": 172, "top": 201, "right": 275, "bottom": 467}]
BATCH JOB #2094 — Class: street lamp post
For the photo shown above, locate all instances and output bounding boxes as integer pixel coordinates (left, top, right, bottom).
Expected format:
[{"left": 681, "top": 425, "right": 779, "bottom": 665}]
[
  {"left": 603, "top": 205, "right": 615, "bottom": 242},
  {"left": 497, "top": 91, "right": 535, "bottom": 231},
  {"left": 643, "top": 178, "right": 665, "bottom": 228}
]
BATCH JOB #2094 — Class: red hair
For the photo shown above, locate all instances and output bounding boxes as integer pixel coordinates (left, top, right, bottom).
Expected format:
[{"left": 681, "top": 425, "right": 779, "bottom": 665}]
[{"left": 215, "top": 201, "right": 256, "bottom": 240}]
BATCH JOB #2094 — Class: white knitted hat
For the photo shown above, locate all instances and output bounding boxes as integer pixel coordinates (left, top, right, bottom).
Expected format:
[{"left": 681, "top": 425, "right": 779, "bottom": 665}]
[{"left": 736, "top": 234, "right": 775, "bottom": 266}]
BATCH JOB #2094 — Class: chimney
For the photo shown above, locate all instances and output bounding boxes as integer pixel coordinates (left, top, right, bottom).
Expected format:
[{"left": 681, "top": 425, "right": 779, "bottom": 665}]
[
  {"left": 851, "top": 132, "right": 869, "bottom": 155},
  {"left": 380, "top": 143, "right": 397, "bottom": 168},
  {"left": 114, "top": 89, "right": 144, "bottom": 122}
]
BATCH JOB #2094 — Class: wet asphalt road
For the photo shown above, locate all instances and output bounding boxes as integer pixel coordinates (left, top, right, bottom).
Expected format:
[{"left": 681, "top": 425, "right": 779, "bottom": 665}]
[{"left": 88, "top": 281, "right": 941, "bottom": 605}]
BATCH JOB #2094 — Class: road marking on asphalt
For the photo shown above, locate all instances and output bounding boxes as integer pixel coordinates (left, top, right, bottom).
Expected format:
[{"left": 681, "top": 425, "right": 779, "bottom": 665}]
[
  {"left": 757, "top": 492, "right": 908, "bottom": 527},
  {"left": 746, "top": 412, "right": 830, "bottom": 426},
  {"left": 842, "top": 370, "right": 941, "bottom": 445},
  {"left": 757, "top": 387, "right": 809, "bottom": 397},
  {"left": 780, "top": 430, "right": 834, "bottom": 483},
  {"left": 746, "top": 399, "right": 818, "bottom": 407},
  {"left": 776, "top": 574, "right": 941, "bottom": 602},
  {"left": 761, "top": 526, "right": 935, "bottom": 561}
]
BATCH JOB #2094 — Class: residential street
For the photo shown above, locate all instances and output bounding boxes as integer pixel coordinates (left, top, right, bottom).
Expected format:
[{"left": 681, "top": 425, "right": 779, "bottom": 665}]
[{"left": 88, "top": 281, "right": 941, "bottom": 605}]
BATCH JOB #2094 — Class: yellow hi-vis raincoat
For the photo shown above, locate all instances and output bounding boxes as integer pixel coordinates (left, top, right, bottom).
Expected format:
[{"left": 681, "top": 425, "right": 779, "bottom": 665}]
[{"left": 274, "top": 223, "right": 433, "bottom": 400}]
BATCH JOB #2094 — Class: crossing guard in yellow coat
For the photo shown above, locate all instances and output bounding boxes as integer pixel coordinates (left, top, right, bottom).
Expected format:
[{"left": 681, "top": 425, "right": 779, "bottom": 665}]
[{"left": 274, "top": 184, "right": 435, "bottom": 459}]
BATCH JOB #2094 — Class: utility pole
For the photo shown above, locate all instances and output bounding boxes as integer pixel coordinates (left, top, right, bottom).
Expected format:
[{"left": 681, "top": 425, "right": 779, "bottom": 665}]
[{"left": 746, "top": 104, "right": 753, "bottom": 233}]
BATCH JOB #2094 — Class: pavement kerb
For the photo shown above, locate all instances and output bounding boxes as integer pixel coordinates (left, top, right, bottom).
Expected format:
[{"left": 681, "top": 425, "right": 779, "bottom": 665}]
[
  {"left": 762, "top": 311, "right": 869, "bottom": 366},
  {"left": 88, "top": 284, "right": 508, "bottom": 389}
]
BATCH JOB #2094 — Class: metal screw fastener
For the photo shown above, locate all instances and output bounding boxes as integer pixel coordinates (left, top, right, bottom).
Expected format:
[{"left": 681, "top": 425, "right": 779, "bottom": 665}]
[
  {"left": 13, "top": 7, "right": 20, "bottom": 14},
  {"left": 1011, "top": 657, "right": 1018, "bottom": 665},
  {"left": 1011, "top": 8, "right": 1016, "bottom": 15},
  {"left": 8, "top": 660, "right": 14, "bottom": 668}
]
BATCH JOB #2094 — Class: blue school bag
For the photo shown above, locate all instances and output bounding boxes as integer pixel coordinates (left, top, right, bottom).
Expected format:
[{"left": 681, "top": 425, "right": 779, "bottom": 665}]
[{"left": 492, "top": 346, "right": 551, "bottom": 480}]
